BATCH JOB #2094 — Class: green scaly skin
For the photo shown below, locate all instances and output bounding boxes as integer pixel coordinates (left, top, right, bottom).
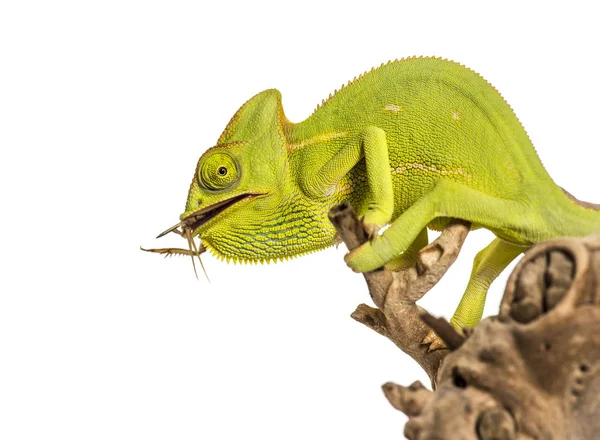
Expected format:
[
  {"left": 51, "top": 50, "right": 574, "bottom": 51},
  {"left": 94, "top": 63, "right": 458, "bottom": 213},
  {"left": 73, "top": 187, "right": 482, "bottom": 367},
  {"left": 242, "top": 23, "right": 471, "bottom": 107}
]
[{"left": 175, "top": 57, "right": 600, "bottom": 331}]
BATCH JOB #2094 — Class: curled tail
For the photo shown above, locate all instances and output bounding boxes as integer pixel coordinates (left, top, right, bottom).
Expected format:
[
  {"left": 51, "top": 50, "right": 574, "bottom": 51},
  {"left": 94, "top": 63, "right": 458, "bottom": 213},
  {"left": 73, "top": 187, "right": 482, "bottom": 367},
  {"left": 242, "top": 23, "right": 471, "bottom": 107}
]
[
  {"left": 561, "top": 187, "right": 600, "bottom": 211},
  {"left": 551, "top": 187, "right": 600, "bottom": 240}
]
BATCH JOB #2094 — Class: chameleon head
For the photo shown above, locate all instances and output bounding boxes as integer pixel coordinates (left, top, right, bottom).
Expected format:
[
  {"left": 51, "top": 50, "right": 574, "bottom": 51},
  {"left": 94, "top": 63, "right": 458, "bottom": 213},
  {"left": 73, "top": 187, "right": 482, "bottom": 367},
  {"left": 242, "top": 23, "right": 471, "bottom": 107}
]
[{"left": 164, "top": 89, "right": 334, "bottom": 263}]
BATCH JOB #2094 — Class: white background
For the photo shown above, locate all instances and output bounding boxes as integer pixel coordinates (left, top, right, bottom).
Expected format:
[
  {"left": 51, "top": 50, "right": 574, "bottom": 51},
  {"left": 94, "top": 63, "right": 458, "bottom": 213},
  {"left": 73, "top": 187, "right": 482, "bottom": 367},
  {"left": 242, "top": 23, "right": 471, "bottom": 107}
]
[{"left": 1, "top": 1, "right": 599, "bottom": 439}]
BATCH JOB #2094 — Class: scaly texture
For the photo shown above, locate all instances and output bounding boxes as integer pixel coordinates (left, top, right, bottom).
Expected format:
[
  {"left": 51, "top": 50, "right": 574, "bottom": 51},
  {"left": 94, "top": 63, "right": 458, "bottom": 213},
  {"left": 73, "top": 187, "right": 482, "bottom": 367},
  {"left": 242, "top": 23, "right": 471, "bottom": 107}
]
[{"left": 154, "top": 57, "right": 600, "bottom": 331}]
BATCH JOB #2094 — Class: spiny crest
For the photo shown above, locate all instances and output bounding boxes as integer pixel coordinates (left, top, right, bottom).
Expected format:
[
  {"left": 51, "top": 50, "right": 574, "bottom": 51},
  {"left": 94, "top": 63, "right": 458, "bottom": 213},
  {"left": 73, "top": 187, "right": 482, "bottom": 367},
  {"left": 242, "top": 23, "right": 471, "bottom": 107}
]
[
  {"left": 310, "top": 56, "right": 521, "bottom": 123},
  {"left": 203, "top": 240, "right": 327, "bottom": 265},
  {"left": 311, "top": 56, "right": 413, "bottom": 114}
]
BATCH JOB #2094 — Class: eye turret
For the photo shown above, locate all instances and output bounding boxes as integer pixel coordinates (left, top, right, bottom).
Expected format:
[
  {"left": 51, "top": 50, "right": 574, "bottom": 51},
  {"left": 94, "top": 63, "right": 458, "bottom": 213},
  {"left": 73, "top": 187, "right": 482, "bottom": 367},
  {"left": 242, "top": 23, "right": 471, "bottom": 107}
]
[{"left": 198, "top": 153, "right": 239, "bottom": 190}]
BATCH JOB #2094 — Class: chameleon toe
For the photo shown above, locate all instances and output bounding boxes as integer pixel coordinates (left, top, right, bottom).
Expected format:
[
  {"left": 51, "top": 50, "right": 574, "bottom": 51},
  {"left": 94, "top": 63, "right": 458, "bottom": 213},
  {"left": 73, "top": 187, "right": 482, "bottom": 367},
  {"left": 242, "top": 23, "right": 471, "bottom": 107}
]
[{"left": 422, "top": 329, "right": 448, "bottom": 352}]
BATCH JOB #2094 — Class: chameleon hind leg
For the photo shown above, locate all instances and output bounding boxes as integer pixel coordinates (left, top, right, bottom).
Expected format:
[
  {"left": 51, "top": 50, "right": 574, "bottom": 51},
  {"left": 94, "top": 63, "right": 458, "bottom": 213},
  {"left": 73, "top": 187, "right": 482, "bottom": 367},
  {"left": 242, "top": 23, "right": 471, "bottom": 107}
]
[
  {"left": 451, "top": 238, "right": 524, "bottom": 328},
  {"left": 422, "top": 238, "right": 524, "bottom": 350},
  {"left": 346, "top": 179, "right": 529, "bottom": 272},
  {"left": 385, "top": 228, "right": 428, "bottom": 271}
]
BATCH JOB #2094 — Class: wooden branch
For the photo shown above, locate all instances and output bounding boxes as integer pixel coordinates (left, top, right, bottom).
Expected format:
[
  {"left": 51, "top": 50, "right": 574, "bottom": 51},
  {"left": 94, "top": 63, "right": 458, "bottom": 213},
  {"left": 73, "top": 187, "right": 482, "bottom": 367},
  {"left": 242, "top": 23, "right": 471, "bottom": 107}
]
[
  {"left": 381, "top": 381, "right": 432, "bottom": 416},
  {"left": 329, "top": 202, "right": 470, "bottom": 385},
  {"left": 329, "top": 202, "right": 600, "bottom": 438},
  {"left": 386, "top": 234, "right": 600, "bottom": 439},
  {"left": 419, "top": 310, "right": 465, "bottom": 350}
]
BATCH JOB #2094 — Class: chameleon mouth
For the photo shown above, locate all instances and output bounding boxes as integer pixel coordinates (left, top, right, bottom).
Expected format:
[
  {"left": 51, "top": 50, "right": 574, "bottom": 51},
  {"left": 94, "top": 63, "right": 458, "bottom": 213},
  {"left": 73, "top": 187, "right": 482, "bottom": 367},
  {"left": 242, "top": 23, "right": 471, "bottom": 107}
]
[{"left": 156, "top": 193, "right": 260, "bottom": 238}]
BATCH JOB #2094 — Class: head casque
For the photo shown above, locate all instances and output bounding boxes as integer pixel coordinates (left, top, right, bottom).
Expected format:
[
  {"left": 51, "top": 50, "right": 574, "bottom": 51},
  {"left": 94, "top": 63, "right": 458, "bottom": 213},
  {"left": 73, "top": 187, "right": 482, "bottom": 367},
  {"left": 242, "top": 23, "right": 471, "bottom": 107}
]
[{"left": 174, "top": 89, "right": 336, "bottom": 263}]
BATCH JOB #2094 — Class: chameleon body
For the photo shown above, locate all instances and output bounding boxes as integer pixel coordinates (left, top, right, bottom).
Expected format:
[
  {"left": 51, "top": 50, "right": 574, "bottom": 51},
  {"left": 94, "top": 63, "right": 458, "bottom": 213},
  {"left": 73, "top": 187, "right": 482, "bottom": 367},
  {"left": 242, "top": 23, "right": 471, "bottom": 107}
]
[{"left": 156, "top": 57, "right": 600, "bottom": 331}]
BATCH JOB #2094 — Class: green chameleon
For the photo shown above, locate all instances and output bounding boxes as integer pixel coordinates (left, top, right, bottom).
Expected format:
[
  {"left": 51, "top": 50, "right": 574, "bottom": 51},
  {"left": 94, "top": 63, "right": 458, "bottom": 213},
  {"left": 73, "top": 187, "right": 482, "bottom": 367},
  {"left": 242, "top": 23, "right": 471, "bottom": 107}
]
[{"left": 146, "top": 57, "right": 600, "bottom": 344}]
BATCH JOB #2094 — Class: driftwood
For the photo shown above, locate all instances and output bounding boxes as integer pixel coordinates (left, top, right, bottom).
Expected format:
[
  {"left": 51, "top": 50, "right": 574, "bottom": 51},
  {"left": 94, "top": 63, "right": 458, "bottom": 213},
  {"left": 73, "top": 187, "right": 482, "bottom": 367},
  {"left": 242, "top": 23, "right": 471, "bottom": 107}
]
[
  {"left": 329, "top": 203, "right": 471, "bottom": 384},
  {"left": 329, "top": 203, "right": 600, "bottom": 439}
]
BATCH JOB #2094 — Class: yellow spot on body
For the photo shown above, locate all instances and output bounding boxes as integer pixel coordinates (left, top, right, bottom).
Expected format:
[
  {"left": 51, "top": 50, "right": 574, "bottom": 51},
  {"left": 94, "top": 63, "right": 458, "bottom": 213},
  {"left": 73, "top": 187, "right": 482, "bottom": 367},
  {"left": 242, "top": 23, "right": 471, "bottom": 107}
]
[
  {"left": 334, "top": 181, "right": 353, "bottom": 196},
  {"left": 391, "top": 163, "right": 472, "bottom": 181},
  {"left": 385, "top": 104, "right": 401, "bottom": 112},
  {"left": 287, "top": 131, "right": 347, "bottom": 153},
  {"left": 451, "top": 110, "right": 460, "bottom": 120}
]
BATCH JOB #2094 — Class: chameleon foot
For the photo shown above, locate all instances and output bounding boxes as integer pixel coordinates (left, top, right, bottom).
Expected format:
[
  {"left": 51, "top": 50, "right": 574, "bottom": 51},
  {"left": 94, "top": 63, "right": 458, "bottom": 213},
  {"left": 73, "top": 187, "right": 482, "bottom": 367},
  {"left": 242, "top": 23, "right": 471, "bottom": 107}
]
[
  {"left": 421, "top": 329, "right": 448, "bottom": 351},
  {"left": 422, "top": 319, "right": 471, "bottom": 352},
  {"left": 361, "top": 215, "right": 383, "bottom": 239}
]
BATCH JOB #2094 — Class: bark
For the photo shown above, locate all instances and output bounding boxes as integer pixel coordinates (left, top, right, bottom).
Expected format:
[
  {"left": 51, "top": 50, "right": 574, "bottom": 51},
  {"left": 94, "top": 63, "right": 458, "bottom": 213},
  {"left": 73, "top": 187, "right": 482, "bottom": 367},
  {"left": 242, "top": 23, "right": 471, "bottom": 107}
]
[
  {"left": 329, "top": 203, "right": 600, "bottom": 439},
  {"left": 328, "top": 203, "right": 470, "bottom": 384}
]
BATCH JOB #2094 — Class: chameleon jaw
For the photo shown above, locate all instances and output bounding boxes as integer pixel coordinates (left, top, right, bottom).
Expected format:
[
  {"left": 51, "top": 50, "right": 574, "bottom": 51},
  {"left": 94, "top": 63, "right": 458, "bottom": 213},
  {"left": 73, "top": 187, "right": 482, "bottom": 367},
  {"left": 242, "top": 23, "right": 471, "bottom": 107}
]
[
  {"left": 156, "top": 192, "right": 261, "bottom": 239},
  {"left": 184, "top": 193, "right": 262, "bottom": 234}
]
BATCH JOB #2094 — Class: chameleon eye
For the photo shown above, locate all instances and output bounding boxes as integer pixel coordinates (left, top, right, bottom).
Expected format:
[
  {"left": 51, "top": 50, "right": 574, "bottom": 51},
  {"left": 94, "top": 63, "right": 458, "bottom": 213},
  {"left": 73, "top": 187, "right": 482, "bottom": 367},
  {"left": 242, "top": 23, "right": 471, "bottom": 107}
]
[{"left": 199, "top": 152, "right": 239, "bottom": 190}]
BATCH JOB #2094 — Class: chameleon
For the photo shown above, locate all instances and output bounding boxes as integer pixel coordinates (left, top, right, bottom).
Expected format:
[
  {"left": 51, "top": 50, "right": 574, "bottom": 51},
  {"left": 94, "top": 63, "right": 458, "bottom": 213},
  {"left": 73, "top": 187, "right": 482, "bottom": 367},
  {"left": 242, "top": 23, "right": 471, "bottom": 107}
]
[{"left": 146, "top": 57, "right": 600, "bottom": 346}]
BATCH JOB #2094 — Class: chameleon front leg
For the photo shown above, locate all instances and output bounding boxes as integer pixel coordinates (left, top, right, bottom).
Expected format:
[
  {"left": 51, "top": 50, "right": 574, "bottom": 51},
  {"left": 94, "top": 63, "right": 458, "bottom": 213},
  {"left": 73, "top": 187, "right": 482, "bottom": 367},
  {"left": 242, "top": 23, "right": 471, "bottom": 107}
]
[{"left": 301, "top": 126, "right": 394, "bottom": 234}]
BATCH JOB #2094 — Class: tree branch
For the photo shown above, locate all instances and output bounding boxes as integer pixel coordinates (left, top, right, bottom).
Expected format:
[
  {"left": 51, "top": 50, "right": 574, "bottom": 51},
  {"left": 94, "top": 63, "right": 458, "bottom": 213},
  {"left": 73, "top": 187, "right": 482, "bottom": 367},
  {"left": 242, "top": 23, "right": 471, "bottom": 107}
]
[
  {"left": 329, "top": 202, "right": 470, "bottom": 385},
  {"left": 330, "top": 203, "right": 600, "bottom": 438}
]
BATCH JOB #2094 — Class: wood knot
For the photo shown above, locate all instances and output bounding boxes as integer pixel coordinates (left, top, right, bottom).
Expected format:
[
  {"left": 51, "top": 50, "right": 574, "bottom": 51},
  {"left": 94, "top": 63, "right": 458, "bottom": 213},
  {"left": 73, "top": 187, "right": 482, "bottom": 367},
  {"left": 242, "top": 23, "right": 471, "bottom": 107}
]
[
  {"left": 510, "top": 250, "right": 574, "bottom": 323},
  {"left": 476, "top": 408, "right": 516, "bottom": 440}
]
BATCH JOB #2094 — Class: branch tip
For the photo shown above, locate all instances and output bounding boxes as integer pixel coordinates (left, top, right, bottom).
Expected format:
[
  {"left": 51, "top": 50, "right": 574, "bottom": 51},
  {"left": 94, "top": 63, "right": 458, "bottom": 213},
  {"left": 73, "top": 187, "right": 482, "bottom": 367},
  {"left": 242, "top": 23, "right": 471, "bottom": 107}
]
[{"left": 419, "top": 311, "right": 465, "bottom": 350}]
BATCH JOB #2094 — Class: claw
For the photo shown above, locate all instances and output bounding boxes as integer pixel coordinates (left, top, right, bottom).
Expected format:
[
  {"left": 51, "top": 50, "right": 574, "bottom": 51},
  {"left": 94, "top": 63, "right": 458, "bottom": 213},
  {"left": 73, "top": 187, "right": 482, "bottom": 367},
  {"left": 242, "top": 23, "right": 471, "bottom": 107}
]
[
  {"left": 343, "top": 220, "right": 383, "bottom": 273},
  {"left": 419, "top": 311, "right": 466, "bottom": 351},
  {"left": 421, "top": 329, "right": 448, "bottom": 351},
  {"left": 361, "top": 218, "right": 381, "bottom": 239}
]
